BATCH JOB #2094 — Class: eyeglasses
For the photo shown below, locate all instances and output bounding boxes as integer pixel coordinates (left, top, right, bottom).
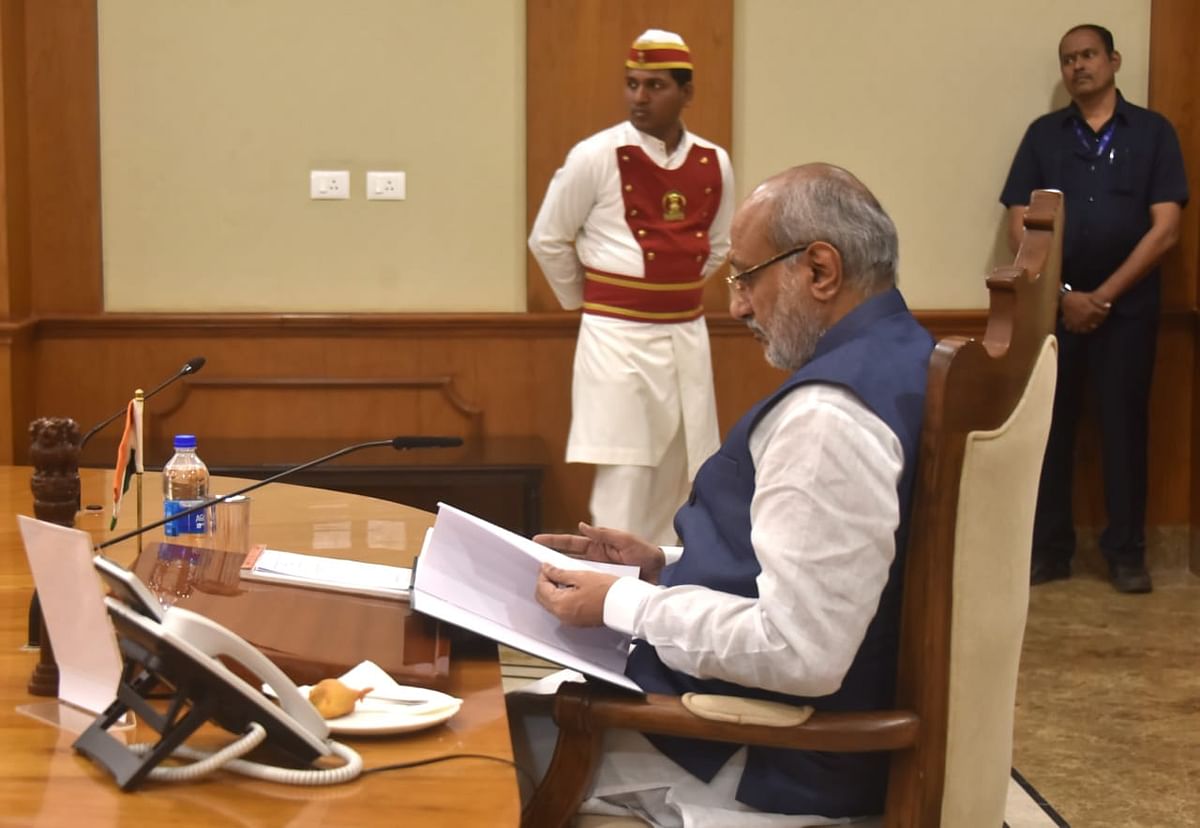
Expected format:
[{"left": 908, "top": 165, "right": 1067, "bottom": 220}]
[{"left": 724, "top": 243, "right": 811, "bottom": 291}]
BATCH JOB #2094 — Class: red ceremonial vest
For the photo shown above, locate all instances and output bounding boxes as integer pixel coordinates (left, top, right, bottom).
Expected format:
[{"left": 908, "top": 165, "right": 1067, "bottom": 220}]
[{"left": 582, "top": 144, "right": 722, "bottom": 323}]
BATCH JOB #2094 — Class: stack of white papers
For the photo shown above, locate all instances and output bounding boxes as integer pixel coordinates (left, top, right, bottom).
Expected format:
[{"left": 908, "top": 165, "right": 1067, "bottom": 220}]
[
  {"left": 411, "top": 503, "right": 643, "bottom": 692},
  {"left": 241, "top": 548, "right": 411, "bottom": 601}
]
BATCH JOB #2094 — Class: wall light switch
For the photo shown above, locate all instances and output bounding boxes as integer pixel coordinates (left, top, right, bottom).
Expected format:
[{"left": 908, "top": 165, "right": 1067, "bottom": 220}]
[
  {"left": 310, "top": 170, "right": 350, "bottom": 200},
  {"left": 366, "top": 171, "right": 406, "bottom": 200}
]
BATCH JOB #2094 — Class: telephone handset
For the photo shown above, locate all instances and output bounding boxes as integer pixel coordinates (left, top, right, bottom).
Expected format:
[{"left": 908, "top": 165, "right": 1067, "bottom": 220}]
[
  {"left": 80, "top": 558, "right": 362, "bottom": 790},
  {"left": 95, "top": 553, "right": 325, "bottom": 740},
  {"left": 94, "top": 554, "right": 166, "bottom": 622},
  {"left": 161, "top": 609, "right": 329, "bottom": 743}
]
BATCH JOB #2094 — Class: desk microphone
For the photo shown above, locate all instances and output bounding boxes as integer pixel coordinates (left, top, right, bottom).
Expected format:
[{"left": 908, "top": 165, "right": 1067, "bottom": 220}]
[
  {"left": 80, "top": 356, "right": 208, "bottom": 449},
  {"left": 95, "top": 435, "right": 463, "bottom": 552}
]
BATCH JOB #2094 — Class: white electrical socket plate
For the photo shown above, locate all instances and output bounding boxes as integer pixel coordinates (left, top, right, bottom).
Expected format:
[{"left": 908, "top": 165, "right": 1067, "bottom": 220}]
[
  {"left": 366, "top": 171, "right": 406, "bottom": 200},
  {"left": 310, "top": 170, "right": 350, "bottom": 200}
]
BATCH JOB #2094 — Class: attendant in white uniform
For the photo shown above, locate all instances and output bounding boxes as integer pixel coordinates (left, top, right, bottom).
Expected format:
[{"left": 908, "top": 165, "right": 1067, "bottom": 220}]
[
  {"left": 529, "top": 29, "right": 734, "bottom": 544},
  {"left": 513, "top": 164, "right": 934, "bottom": 826}
]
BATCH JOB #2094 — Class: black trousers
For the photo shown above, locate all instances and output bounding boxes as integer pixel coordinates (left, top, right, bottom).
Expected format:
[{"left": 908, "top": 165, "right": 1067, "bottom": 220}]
[{"left": 1031, "top": 309, "right": 1158, "bottom": 568}]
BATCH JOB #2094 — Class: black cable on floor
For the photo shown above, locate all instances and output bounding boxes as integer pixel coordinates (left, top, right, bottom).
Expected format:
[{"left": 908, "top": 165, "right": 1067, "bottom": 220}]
[{"left": 363, "top": 752, "right": 538, "bottom": 792}]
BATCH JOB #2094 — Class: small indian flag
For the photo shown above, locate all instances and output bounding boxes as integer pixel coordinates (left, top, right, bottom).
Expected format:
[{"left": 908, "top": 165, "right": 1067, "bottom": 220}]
[{"left": 110, "top": 396, "right": 144, "bottom": 530}]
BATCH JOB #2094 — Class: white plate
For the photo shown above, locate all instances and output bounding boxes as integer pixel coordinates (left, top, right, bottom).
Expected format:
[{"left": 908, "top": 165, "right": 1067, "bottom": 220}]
[{"left": 296, "top": 684, "right": 462, "bottom": 736}]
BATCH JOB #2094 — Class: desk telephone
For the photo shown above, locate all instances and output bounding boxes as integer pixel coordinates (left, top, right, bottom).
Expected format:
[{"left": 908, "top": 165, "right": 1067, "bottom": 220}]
[{"left": 81, "top": 557, "right": 363, "bottom": 791}]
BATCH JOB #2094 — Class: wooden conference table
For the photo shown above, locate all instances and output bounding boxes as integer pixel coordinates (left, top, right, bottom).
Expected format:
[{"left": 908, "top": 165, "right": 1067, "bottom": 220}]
[{"left": 0, "top": 467, "right": 521, "bottom": 826}]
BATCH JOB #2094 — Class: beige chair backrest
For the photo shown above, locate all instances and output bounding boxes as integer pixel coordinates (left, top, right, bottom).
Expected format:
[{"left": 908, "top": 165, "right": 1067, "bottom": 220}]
[
  {"left": 886, "top": 188, "right": 1063, "bottom": 825},
  {"left": 941, "top": 335, "right": 1056, "bottom": 825}
]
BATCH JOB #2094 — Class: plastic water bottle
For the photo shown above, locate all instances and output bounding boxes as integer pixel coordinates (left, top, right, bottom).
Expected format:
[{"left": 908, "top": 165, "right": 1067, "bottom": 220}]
[{"left": 162, "top": 434, "right": 209, "bottom": 542}]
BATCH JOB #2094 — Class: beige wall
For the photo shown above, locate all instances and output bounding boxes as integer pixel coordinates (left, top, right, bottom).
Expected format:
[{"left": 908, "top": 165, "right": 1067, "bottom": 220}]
[
  {"left": 97, "top": 1, "right": 1150, "bottom": 314},
  {"left": 98, "top": 0, "right": 526, "bottom": 313},
  {"left": 735, "top": 1, "right": 1151, "bottom": 310}
]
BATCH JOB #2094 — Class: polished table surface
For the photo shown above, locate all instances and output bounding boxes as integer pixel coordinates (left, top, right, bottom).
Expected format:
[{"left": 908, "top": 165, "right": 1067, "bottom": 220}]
[
  {"left": 79, "top": 435, "right": 549, "bottom": 536},
  {"left": 0, "top": 467, "right": 520, "bottom": 826}
]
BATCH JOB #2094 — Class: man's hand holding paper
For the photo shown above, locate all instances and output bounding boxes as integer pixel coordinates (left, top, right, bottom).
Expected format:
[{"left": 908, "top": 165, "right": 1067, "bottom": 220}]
[
  {"left": 533, "top": 522, "right": 666, "bottom": 584},
  {"left": 535, "top": 563, "right": 618, "bottom": 626}
]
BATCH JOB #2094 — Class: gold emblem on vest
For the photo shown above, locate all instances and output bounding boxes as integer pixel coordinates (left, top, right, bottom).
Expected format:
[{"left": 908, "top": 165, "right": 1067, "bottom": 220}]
[{"left": 662, "top": 190, "right": 687, "bottom": 221}]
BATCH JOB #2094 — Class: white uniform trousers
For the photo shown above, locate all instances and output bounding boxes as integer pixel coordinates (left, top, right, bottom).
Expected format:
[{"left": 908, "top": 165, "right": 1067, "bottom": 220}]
[{"left": 590, "top": 423, "right": 690, "bottom": 545}]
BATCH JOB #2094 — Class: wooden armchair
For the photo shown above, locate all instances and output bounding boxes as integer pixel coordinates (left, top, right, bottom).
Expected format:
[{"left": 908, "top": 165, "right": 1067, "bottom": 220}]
[{"left": 522, "top": 189, "right": 1064, "bottom": 828}]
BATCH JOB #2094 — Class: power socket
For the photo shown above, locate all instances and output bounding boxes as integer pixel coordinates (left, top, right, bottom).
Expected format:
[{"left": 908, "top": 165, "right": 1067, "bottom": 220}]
[
  {"left": 366, "top": 171, "right": 406, "bottom": 201},
  {"left": 310, "top": 170, "right": 350, "bottom": 200}
]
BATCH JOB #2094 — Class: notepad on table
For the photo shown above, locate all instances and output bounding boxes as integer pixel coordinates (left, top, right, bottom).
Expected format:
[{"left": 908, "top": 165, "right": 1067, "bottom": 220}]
[{"left": 241, "top": 547, "right": 411, "bottom": 600}]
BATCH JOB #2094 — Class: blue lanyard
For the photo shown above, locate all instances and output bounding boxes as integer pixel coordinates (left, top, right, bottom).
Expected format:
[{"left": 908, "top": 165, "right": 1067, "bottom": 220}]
[{"left": 1072, "top": 119, "right": 1116, "bottom": 159}]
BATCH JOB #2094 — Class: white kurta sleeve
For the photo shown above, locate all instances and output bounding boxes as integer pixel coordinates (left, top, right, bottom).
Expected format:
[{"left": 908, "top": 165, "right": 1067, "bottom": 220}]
[
  {"left": 702, "top": 147, "right": 736, "bottom": 278},
  {"left": 528, "top": 143, "right": 602, "bottom": 310},
  {"left": 613, "top": 385, "right": 903, "bottom": 698}
]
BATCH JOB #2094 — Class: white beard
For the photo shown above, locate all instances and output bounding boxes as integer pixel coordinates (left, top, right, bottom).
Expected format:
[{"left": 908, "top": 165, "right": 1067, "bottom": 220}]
[{"left": 748, "top": 274, "right": 826, "bottom": 372}]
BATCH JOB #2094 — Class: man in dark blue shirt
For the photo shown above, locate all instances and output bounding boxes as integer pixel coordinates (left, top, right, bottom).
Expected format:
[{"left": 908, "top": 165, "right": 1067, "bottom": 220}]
[{"left": 1000, "top": 23, "right": 1188, "bottom": 593}]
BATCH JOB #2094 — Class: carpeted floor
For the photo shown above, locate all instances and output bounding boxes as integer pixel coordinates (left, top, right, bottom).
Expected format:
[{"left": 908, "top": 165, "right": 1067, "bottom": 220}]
[{"left": 1013, "top": 566, "right": 1199, "bottom": 827}]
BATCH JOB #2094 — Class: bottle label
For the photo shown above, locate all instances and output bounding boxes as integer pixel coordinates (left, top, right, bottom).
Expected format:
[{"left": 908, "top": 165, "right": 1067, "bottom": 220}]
[{"left": 164, "top": 499, "right": 208, "bottom": 537}]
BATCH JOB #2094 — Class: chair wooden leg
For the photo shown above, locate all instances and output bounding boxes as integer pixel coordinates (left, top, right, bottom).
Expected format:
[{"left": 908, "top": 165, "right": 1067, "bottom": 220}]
[
  {"left": 521, "top": 683, "right": 607, "bottom": 828},
  {"left": 883, "top": 748, "right": 934, "bottom": 828}
]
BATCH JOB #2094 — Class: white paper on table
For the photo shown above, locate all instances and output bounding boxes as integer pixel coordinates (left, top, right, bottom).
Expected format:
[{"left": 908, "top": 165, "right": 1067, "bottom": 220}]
[
  {"left": 243, "top": 548, "right": 411, "bottom": 599},
  {"left": 411, "top": 503, "right": 642, "bottom": 693},
  {"left": 18, "top": 515, "right": 123, "bottom": 715}
]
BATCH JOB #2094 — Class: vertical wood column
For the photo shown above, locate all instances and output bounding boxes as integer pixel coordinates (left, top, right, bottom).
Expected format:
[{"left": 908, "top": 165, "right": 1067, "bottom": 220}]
[
  {"left": 0, "top": 0, "right": 31, "bottom": 461},
  {"left": 1149, "top": 0, "right": 1200, "bottom": 571},
  {"left": 0, "top": 0, "right": 30, "bottom": 320},
  {"left": 24, "top": 0, "right": 102, "bottom": 315},
  {"left": 0, "top": 0, "right": 102, "bottom": 461},
  {"left": 525, "top": 0, "right": 734, "bottom": 312}
]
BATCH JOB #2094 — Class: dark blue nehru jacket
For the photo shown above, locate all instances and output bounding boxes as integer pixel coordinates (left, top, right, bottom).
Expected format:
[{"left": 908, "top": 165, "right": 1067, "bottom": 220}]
[{"left": 625, "top": 288, "right": 934, "bottom": 818}]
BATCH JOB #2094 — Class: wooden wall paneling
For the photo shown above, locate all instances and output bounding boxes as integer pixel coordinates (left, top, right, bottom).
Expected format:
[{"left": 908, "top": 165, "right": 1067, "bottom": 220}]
[
  {"left": 525, "top": 0, "right": 734, "bottom": 312},
  {"left": 24, "top": 0, "right": 101, "bottom": 314},
  {"left": 0, "top": 0, "right": 30, "bottom": 320},
  {"left": 452, "top": 331, "right": 578, "bottom": 528},
  {"left": 1150, "top": 0, "right": 1199, "bottom": 311},
  {"left": 174, "top": 377, "right": 482, "bottom": 439},
  {"left": 1150, "top": 0, "right": 1200, "bottom": 572},
  {"left": 410, "top": 336, "right": 481, "bottom": 436},
  {"left": 468, "top": 336, "right": 538, "bottom": 434},
  {"left": 0, "top": 321, "right": 32, "bottom": 462},
  {"left": 1142, "top": 319, "right": 1195, "bottom": 530},
  {"left": 515, "top": 326, "right": 588, "bottom": 531},
  {"left": 29, "top": 311, "right": 1009, "bottom": 534},
  {"left": 27, "top": 317, "right": 592, "bottom": 531},
  {"left": 179, "top": 376, "right": 475, "bottom": 448},
  {"left": 0, "top": 0, "right": 34, "bottom": 462}
]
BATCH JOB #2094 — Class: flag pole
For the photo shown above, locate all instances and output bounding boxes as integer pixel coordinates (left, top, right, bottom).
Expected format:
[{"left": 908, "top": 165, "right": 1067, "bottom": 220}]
[{"left": 134, "top": 388, "right": 144, "bottom": 531}]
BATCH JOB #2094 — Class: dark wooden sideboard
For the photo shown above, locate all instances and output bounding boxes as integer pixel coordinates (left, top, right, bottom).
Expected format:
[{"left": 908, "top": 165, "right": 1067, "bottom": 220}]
[{"left": 82, "top": 436, "right": 546, "bottom": 536}]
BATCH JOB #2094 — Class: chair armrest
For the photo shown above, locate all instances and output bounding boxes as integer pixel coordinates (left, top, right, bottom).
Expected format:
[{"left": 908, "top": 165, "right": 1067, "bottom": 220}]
[
  {"left": 572, "top": 684, "right": 919, "bottom": 751},
  {"left": 521, "top": 681, "right": 920, "bottom": 828}
]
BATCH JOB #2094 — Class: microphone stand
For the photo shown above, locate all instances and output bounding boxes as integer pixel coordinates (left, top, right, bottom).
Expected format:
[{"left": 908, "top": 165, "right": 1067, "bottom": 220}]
[
  {"left": 97, "top": 436, "right": 462, "bottom": 552},
  {"left": 80, "top": 356, "right": 206, "bottom": 450}
]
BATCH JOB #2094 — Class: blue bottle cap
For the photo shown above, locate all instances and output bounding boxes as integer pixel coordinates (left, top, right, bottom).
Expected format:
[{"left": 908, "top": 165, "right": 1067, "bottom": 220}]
[{"left": 173, "top": 434, "right": 197, "bottom": 449}]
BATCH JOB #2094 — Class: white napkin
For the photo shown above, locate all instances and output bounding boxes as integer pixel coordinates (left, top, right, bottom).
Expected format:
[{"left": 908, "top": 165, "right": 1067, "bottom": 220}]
[{"left": 336, "top": 660, "right": 462, "bottom": 716}]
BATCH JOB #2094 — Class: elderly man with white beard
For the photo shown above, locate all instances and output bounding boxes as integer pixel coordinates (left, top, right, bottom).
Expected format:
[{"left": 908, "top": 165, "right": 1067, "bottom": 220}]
[{"left": 514, "top": 163, "right": 936, "bottom": 826}]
